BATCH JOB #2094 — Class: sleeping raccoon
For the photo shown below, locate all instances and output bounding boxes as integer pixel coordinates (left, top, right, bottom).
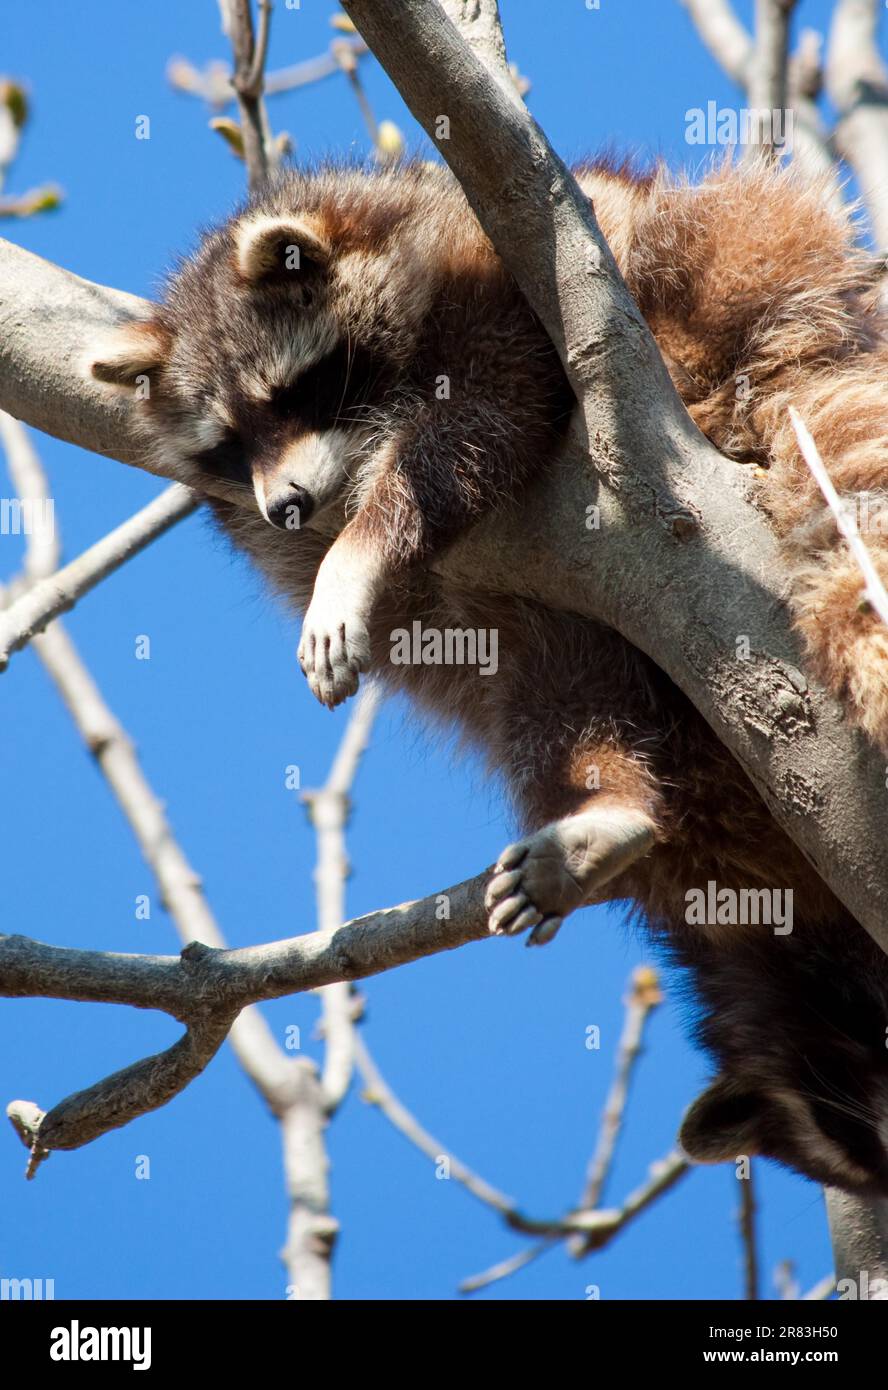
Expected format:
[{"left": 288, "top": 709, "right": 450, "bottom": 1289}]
[{"left": 92, "top": 157, "right": 888, "bottom": 1195}]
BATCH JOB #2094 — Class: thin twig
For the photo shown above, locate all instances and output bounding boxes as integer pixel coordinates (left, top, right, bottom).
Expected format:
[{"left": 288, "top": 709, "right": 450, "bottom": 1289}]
[
  {"left": 746, "top": 0, "right": 797, "bottom": 160},
  {"left": 0, "top": 479, "right": 196, "bottom": 670},
  {"left": 220, "top": 0, "right": 276, "bottom": 189},
  {"left": 775, "top": 1258, "right": 801, "bottom": 1299},
  {"left": 739, "top": 1163, "right": 760, "bottom": 1300},
  {"left": 569, "top": 966, "right": 662, "bottom": 1257},
  {"left": 244, "top": 0, "right": 272, "bottom": 95},
  {"left": 789, "top": 406, "right": 888, "bottom": 629},
  {"left": 168, "top": 40, "right": 370, "bottom": 107},
  {"left": 461, "top": 1152, "right": 689, "bottom": 1294},
  {"left": 804, "top": 1273, "right": 837, "bottom": 1300},
  {"left": 354, "top": 1033, "right": 518, "bottom": 1216},
  {"left": 303, "top": 685, "right": 382, "bottom": 1111},
  {"left": 682, "top": 0, "right": 840, "bottom": 198}
]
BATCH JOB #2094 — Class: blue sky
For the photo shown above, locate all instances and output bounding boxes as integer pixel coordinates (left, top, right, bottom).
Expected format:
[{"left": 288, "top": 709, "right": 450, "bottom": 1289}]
[{"left": 0, "top": 0, "right": 855, "bottom": 1300}]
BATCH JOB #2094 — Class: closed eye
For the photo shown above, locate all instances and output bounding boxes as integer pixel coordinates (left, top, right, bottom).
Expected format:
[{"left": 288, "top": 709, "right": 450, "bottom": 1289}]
[
  {"left": 189, "top": 430, "right": 247, "bottom": 483},
  {"left": 268, "top": 343, "right": 393, "bottom": 430}
]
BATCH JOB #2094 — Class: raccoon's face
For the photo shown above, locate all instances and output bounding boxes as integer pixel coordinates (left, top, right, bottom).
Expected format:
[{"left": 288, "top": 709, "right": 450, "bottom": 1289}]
[
  {"left": 681, "top": 949, "right": 888, "bottom": 1194},
  {"left": 90, "top": 186, "right": 425, "bottom": 532}
]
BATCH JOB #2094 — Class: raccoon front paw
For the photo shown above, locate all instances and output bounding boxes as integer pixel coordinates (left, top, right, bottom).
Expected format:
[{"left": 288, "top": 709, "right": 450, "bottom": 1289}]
[
  {"left": 485, "top": 808, "right": 655, "bottom": 947},
  {"left": 297, "top": 602, "right": 371, "bottom": 709}
]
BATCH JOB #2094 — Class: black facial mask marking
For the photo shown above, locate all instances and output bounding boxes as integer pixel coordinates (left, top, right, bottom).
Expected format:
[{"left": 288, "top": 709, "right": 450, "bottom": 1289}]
[
  {"left": 267, "top": 342, "right": 393, "bottom": 433},
  {"left": 189, "top": 430, "right": 249, "bottom": 485}
]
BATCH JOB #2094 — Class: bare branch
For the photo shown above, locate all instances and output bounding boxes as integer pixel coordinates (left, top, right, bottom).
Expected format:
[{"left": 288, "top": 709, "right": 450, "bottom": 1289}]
[
  {"left": 244, "top": 0, "right": 272, "bottom": 96},
  {"left": 1, "top": 421, "right": 346, "bottom": 1297},
  {"left": 303, "top": 685, "right": 382, "bottom": 1111},
  {"left": 804, "top": 1273, "right": 837, "bottom": 1300},
  {"left": 0, "top": 410, "right": 59, "bottom": 576},
  {"left": 354, "top": 1033, "right": 517, "bottom": 1216},
  {"left": 220, "top": 0, "right": 276, "bottom": 189},
  {"left": 827, "top": 0, "right": 888, "bottom": 251},
  {"left": 281, "top": 687, "right": 383, "bottom": 1298},
  {"left": 0, "top": 867, "right": 492, "bottom": 1152},
  {"left": 265, "top": 40, "right": 370, "bottom": 95},
  {"left": 569, "top": 965, "right": 662, "bottom": 1256},
  {"left": 682, "top": 2, "right": 839, "bottom": 200},
  {"left": 0, "top": 483, "right": 197, "bottom": 670},
  {"left": 439, "top": 0, "right": 513, "bottom": 91},
  {"left": 460, "top": 1152, "right": 689, "bottom": 1294},
  {"left": 826, "top": 1188, "right": 888, "bottom": 1298},
  {"left": 739, "top": 1164, "right": 760, "bottom": 1300},
  {"left": 9, "top": 1012, "right": 235, "bottom": 1161},
  {"left": 786, "top": 29, "right": 841, "bottom": 193},
  {"left": 746, "top": 0, "right": 796, "bottom": 159}
]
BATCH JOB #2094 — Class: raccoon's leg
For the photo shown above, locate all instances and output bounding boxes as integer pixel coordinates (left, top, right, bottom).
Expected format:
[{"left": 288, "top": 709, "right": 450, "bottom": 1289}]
[
  {"left": 299, "top": 402, "right": 559, "bottom": 708},
  {"left": 755, "top": 366, "right": 888, "bottom": 751},
  {"left": 297, "top": 534, "right": 385, "bottom": 708},
  {"left": 483, "top": 635, "right": 666, "bottom": 944},
  {"left": 485, "top": 805, "right": 656, "bottom": 946}
]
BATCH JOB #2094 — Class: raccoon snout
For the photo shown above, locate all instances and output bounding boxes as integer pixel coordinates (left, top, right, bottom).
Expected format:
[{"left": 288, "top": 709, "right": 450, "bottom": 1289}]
[{"left": 264, "top": 483, "right": 315, "bottom": 529}]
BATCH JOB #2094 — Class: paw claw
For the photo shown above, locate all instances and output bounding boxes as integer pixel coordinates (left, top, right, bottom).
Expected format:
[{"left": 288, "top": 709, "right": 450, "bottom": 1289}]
[
  {"left": 527, "top": 916, "right": 563, "bottom": 947},
  {"left": 508, "top": 905, "right": 544, "bottom": 936},
  {"left": 488, "top": 892, "right": 530, "bottom": 935},
  {"left": 298, "top": 604, "right": 369, "bottom": 709},
  {"left": 486, "top": 810, "right": 654, "bottom": 945},
  {"left": 495, "top": 841, "right": 529, "bottom": 873},
  {"left": 484, "top": 868, "right": 523, "bottom": 910}
]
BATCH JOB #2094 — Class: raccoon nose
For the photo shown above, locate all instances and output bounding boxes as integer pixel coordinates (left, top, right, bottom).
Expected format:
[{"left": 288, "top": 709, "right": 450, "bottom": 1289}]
[{"left": 265, "top": 483, "right": 314, "bottom": 529}]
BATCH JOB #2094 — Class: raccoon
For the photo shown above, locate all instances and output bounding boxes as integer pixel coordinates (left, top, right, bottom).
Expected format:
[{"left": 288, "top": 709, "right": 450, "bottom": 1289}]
[{"left": 92, "top": 157, "right": 888, "bottom": 1195}]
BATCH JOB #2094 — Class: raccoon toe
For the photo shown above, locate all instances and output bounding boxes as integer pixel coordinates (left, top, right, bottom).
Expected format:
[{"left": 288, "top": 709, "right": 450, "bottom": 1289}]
[
  {"left": 297, "top": 612, "right": 370, "bottom": 709},
  {"left": 486, "top": 809, "right": 655, "bottom": 943}
]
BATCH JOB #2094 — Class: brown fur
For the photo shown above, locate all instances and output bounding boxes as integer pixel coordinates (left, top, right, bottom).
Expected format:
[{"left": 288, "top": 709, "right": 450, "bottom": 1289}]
[{"left": 92, "top": 157, "right": 888, "bottom": 1193}]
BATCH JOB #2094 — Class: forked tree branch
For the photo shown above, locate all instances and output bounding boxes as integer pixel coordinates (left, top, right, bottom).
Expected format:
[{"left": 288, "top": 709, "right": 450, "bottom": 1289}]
[
  {"left": 220, "top": 0, "right": 277, "bottom": 189},
  {"left": 1, "top": 871, "right": 491, "bottom": 1156}
]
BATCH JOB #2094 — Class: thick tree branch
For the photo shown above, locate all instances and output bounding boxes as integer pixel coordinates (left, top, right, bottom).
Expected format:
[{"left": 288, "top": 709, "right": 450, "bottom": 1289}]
[
  {"left": 826, "top": 1189, "right": 888, "bottom": 1298},
  {"left": 1, "top": 869, "right": 490, "bottom": 1153},
  {"left": 334, "top": 0, "right": 888, "bottom": 956}
]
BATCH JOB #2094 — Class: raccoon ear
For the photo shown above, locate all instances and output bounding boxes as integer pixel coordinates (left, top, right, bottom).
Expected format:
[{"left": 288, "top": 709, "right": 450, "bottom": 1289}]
[
  {"left": 90, "top": 320, "right": 171, "bottom": 391},
  {"left": 679, "top": 1078, "right": 768, "bottom": 1163},
  {"left": 234, "top": 214, "right": 332, "bottom": 281}
]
